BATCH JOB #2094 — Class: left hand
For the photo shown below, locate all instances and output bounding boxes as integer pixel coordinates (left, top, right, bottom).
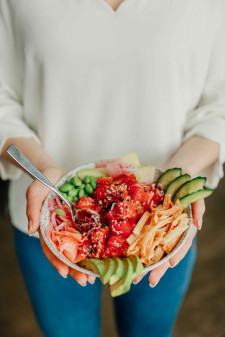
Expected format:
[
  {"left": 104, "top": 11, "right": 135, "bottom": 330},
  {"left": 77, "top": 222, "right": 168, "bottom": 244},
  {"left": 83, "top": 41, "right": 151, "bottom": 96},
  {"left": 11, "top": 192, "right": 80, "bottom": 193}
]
[{"left": 133, "top": 199, "right": 205, "bottom": 287}]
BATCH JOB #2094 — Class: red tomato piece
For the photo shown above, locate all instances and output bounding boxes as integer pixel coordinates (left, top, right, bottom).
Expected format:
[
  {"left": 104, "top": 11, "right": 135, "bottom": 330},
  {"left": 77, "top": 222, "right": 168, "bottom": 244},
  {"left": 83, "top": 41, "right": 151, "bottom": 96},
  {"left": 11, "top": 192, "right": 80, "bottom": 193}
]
[
  {"left": 97, "top": 177, "right": 113, "bottom": 186},
  {"left": 114, "top": 201, "right": 137, "bottom": 219},
  {"left": 91, "top": 226, "right": 109, "bottom": 245},
  {"left": 77, "top": 237, "right": 92, "bottom": 259},
  {"left": 128, "top": 184, "right": 155, "bottom": 208},
  {"left": 152, "top": 189, "right": 164, "bottom": 205},
  {"left": 132, "top": 201, "right": 145, "bottom": 217},
  {"left": 91, "top": 225, "right": 109, "bottom": 259},
  {"left": 106, "top": 201, "right": 137, "bottom": 220},
  {"left": 110, "top": 219, "right": 135, "bottom": 238},
  {"left": 112, "top": 174, "right": 137, "bottom": 186},
  {"left": 103, "top": 236, "right": 129, "bottom": 258},
  {"left": 77, "top": 196, "right": 101, "bottom": 212}
]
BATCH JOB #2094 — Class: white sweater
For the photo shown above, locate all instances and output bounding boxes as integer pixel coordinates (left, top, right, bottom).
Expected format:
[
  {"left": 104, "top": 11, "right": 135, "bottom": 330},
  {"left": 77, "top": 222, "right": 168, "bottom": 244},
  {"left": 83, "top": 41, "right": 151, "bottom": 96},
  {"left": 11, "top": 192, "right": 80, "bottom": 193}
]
[{"left": 0, "top": 0, "right": 225, "bottom": 236}]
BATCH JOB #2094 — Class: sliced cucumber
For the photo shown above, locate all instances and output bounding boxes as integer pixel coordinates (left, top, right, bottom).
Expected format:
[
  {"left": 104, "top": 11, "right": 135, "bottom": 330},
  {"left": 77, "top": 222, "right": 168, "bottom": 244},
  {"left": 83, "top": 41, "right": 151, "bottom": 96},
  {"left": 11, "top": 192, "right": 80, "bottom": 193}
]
[
  {"left": 165, "top": 174, "right": 191, "bottom": 199},
  {"left": 179, "top": 189, "right": 213, "bottom": 210},
  {"left": 173, "top": 177, "right": 207, "bottom": 202},
  {"left": 157, "top": 168, "right": 182, "bottom": 191},
  {"left": 76, "top": 168, "right": 108, "bottom": 181}
]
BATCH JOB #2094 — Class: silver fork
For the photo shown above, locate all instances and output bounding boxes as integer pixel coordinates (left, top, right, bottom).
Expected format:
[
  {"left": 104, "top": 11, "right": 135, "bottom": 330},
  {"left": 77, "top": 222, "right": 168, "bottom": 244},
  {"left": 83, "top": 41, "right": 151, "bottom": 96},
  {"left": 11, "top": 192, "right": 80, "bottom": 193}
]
[{"left": 7, "top": 144, "right": 76, "bottom": 222}]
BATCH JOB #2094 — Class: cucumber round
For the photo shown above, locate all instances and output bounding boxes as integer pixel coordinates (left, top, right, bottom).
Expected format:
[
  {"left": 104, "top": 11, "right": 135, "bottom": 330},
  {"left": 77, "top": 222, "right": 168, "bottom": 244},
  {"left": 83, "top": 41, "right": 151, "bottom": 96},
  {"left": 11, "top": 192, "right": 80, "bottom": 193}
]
[
  {"left": 156, "top": 168, "right": 182, "bottom": 191},
  {"left": 173, "top": 176, "right": 207, "bottom": 202},
  {"left": 179, "top": 189, "right": 213, "bottom": 210},
  {"left": 165, "top": 174, "right": 191, "bottom": 199}
]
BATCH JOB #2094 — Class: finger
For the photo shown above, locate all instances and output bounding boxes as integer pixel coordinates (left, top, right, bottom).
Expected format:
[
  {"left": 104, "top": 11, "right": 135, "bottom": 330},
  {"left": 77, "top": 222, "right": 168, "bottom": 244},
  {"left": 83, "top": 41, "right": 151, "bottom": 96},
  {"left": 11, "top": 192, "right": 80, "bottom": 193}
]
[
  {"left": 39, "top": 230, "right": 69, "bottom": 278},
  {"left": 192, "top": 199, "right": 205, "bottom": 229},
  {"left": 133, "top": 271, "right": 147, "bottom": 285},
  {"left": 149, "top": 261, "right": 170, "bottom": 287},
  {"left": 69, "top": 268, "right": 88, "bottom": 286},
  {"left": 26, "top": 182, "right": 49, "bottom": 234},
  {"left": 169, "top": 225, "right": 195, "bottom": 267},
  {"left": 87, "top": 274, "right": 96, "bottom": 284}
]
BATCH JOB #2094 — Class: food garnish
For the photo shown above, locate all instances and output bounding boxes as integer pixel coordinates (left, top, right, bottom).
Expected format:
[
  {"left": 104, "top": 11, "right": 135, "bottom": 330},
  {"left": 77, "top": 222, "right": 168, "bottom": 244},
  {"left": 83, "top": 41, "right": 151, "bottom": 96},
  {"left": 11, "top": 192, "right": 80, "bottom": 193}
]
[{"left": 45, "top": 152, "right": 213, "bottom": 296}]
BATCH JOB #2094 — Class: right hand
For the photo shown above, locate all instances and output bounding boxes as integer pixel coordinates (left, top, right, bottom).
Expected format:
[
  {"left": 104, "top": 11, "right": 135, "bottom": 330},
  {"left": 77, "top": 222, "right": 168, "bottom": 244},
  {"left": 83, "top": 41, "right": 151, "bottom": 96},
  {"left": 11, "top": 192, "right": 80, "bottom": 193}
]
[{"left": 26, "top": 166, "right": 96, "bottom": 286}]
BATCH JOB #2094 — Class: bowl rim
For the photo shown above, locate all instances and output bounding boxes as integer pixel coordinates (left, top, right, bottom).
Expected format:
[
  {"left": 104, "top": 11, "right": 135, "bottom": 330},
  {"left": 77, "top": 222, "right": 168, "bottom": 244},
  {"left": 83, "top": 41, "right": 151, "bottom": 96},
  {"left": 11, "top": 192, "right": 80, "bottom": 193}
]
[{"left": 40, "top": 163, "right": 193, "bottom": 277}]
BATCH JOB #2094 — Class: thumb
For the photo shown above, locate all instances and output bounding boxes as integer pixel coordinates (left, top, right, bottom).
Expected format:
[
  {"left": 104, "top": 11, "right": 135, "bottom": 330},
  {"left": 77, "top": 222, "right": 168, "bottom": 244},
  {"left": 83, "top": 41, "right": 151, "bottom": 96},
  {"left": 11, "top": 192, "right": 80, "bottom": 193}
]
[{"left": 26, "top": 181, "right": 50, "bottom": 235}]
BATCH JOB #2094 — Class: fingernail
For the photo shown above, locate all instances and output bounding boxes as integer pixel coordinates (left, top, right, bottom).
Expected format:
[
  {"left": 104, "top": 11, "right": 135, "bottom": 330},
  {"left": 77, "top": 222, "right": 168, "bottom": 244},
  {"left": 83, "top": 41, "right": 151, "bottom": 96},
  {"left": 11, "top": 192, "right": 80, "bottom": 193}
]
[
  {"left": 78, "top": 282, "right": 87, "bottom": 287},
  {"left": 149, "top": 282, "right": 156, "bottom": 288},
  {"left": 133, "top": 279, "right": 140, "bottom": 285},
  {"left": 170, "top": 262, "right": 179, "bottom": 268},
  {"left": 60, "top": 272, "right": 68, "bottom": 278},
  {"left": 77, "top": 280, "right": 87, "bottom": 286},
  {"left": 198, "top": 220, "right": 202, "bottom": 230},
  {"left": 28, "top": 220, "right": 33, "bottom": 236},
  {"left": 89, "top": 280, "right": 95, "bottom": 284}
]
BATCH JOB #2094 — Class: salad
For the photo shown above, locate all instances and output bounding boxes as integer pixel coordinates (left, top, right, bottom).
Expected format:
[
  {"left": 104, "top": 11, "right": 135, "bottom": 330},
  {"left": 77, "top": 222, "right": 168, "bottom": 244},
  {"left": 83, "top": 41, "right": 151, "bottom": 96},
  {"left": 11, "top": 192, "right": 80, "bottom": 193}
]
[{"left": 45, "top": 152, "right": 213, "bottom": 296}]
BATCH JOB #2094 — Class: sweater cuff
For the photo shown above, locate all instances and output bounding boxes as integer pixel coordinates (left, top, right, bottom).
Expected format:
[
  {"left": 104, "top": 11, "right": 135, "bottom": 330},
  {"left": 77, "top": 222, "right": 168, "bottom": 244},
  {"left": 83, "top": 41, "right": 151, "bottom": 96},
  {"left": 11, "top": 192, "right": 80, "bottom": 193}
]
[{"left": 183, "top": 117, "right": 225, "bottom": 188}]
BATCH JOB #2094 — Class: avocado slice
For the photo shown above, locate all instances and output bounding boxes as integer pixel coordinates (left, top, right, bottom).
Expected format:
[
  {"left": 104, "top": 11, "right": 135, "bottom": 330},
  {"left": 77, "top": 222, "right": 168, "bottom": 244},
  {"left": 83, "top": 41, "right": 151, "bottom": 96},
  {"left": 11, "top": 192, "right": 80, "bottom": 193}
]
[
  {"left": 127, "top": 254, "right": 144, "bottom": 279},
  {"left": 157, "top": 168, "right": 182, "bottom": 191},
  {"left": 109, "top": 257, "right": 125, "bottom": 286},
  {"left": 165, "top": 174, "right": 191, "bottom": 199},
  {"left": 76, "top": 168, "right": 108, "bottom": 181},
  {"left": 179, "top": 189, "right": 213, "bottom": 210},
  {"left": 173, "top": 177, "right": 207, "bottom": 202},
  {"left": 110, "top": 258, "right": 133, "bottom": 297},
  {"left": 79, "top": 258, "right": 105, "bottom": 276},
  {"left": 100, "top": 258, "right": 115, "bottom": 285}
]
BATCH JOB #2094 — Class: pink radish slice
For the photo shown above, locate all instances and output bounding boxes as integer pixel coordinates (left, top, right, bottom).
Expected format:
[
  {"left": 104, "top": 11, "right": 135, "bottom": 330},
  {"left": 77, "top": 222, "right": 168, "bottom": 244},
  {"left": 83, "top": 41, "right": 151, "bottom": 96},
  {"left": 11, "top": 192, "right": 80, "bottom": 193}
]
[
  {"left": 45, "top": 224, "right": 53, "bottom": 241},
  {"left": 106, "top": 163, "right": 137, "bottom": 178},
  {"left": 51, "top": 211, "right": 57, "bottom": 228}
]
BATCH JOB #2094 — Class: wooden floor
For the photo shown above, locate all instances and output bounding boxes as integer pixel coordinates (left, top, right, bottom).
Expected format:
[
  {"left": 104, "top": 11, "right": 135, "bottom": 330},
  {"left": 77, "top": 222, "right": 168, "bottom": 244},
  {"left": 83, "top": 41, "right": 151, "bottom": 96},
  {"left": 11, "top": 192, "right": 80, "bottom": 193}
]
[{"left": 1, "top": 172, "right": 225, "bottom": 337}]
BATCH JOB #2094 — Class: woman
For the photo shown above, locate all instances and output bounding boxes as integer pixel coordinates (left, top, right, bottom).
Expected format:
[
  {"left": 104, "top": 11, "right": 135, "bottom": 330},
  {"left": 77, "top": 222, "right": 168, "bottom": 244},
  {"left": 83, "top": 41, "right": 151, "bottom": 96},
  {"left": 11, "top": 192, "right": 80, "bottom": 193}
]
[{"left": 0, "top": 0, "right": 225, "bottom": 336}]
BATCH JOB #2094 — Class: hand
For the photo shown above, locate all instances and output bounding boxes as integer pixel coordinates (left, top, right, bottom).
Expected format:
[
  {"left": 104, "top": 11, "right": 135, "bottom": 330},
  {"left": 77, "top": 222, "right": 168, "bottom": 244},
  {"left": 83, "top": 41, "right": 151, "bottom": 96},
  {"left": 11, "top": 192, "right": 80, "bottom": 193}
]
[
  {"left": 133, "top": 199, "right": 205, "bottom": 287},
  {"left": 26, "top": 166, "right": 96, "bottom": 286}
]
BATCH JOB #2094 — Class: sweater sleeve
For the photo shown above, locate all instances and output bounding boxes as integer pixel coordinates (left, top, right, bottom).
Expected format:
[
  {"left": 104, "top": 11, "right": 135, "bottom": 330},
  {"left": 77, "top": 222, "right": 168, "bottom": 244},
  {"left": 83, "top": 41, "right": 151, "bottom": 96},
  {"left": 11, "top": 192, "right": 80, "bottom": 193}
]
[
  {"left": 183, "top": 11, "right": 225, "bottom": 188},
  {"left": 0, "top": 1, "right": 41, "bottom": 180}
]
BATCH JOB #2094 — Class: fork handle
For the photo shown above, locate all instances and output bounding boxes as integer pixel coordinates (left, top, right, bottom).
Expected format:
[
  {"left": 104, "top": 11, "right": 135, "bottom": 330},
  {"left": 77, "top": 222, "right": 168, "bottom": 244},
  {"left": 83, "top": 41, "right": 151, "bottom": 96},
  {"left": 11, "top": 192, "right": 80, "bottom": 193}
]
[{"left": 6, "top": 144, "right": 67, "bottom": 203}]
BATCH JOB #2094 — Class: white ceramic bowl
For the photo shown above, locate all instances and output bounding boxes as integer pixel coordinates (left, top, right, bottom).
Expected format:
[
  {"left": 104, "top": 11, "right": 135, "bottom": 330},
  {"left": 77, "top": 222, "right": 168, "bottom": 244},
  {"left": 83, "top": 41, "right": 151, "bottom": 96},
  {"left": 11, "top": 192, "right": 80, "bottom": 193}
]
[{"left": 40, "top": 163, "right": 193, "bottom": 277}]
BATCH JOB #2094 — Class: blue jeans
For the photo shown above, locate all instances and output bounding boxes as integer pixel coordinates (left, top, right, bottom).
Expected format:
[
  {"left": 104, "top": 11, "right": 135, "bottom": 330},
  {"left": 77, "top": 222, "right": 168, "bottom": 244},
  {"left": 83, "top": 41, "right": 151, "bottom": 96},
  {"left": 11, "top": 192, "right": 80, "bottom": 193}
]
[{"left": 14, "top": 228, "right": 197, "bottom": 337}]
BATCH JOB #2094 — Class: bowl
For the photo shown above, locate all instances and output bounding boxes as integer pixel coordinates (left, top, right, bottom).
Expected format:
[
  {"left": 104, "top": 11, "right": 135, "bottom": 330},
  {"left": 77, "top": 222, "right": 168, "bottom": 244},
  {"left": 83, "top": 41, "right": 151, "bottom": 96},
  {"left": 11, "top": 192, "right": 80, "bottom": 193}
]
[{"left": 40, "top": 163, "right": 193, "bottom": 277}]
